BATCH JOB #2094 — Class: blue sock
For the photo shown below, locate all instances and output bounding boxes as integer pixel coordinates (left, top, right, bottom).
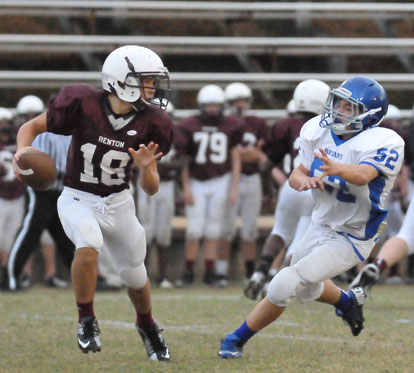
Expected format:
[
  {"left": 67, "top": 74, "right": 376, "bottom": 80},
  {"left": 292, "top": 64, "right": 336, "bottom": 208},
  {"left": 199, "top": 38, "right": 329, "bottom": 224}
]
[
  {"left": 335, "top": 290, "right": 352, "bottom": 313},
  {"left": 233, "top": 321, "right": 257, "bottom": 344}
]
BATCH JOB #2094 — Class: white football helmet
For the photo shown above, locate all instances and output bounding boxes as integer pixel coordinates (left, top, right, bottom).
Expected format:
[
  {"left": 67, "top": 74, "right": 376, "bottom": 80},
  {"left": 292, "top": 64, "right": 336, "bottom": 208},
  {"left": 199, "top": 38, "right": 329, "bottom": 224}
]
[
  {"left": 286, "top": 99, "right": 296, "bottom": 115},
  {"left": 384, "top": 104, "right": 402, "bottom": 120},
  {"left": 293, "top": 79, "right": 330, "bottom": 115},
  {"left": 197, "top": 85, "right": 225, "bottom": 105},
  {"left": 0, "top": 107, "right": 12, "bottom": 120},
  {"left": 224, "top": 82, "right": 252, "bottom": 102},
  {"left": 16, "top": 95, "right": 45, "bottom": 114},
  {"left": 197, "top": 85, "right": 225, "bottom": 118},
  {"left": 102, "top": 45, "right": 170, "bottom": 109}
]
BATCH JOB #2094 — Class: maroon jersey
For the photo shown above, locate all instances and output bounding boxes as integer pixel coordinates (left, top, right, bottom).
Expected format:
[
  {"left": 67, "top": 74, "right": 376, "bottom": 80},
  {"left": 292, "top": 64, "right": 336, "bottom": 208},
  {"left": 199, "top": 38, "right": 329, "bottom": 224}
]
[
  {"left": 157, "top": 127, "right": 180, "bottom": 182},
  {"left": 176, "top": 115, "right": 244, "bottom": 181},
  {"left": 47, "top": 84, "right": 173, "bottom": 197},
  {"left": 240, "top": 116, "right": 268, "bottom": 175},
  {"left": 262, "top": 116, "right": 308, "bottom": 175},
  {"left": 0, "top": 144, "right": 26, "bottom": 200}
]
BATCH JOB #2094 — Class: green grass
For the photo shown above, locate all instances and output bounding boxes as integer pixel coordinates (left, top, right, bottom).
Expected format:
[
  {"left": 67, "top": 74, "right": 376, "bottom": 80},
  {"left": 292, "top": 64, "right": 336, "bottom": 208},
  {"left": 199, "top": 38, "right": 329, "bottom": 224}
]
[{"left": 0, "top": 283, "right": 413, "bottom": 372}]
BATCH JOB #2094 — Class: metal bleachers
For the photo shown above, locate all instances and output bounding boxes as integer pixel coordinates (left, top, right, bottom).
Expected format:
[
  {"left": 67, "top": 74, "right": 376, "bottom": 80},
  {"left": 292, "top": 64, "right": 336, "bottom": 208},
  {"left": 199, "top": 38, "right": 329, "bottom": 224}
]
[
  {"left": 0, "top": 1, "right": 412, "bottom": 112},
  {"left": 0, "top": 34, "right": 413, "bottom": 56},
  {"left": 1, "top": 71, "right": 413, "bottom": 91},
  {"left": 0, "top": 1, "right": 413, "bottom": 20}
]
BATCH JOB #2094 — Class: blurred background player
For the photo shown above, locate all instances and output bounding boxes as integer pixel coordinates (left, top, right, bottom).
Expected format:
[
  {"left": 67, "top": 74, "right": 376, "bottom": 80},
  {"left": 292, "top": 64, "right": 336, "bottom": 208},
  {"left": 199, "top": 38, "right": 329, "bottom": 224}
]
[
  {"left": 7, "top": 128, "right": 75, "bottom": 290},
  {"left": 216, "top": 82, "right": 268, "bottom": 287},
  {"left": 5, "top": 96, "right": 72, "bottom": 290},
  {"left": 244, "top": 79, "right": 330, "bottom": 300},
  {"left": 175, "top": 84, "right": 244, "bottom": 287},
  {"left": 0, "top": 108, "right": 26, "bottom": 289},
  {"left": 136, "top": 101, "right": 182, "bottom": 289}
]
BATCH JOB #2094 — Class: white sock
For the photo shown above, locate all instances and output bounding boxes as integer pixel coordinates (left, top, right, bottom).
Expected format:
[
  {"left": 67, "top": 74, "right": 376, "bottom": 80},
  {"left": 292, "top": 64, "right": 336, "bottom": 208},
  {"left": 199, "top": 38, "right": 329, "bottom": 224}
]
[{"left": 216, "top": 260, "right": 229, "bottom": 276}]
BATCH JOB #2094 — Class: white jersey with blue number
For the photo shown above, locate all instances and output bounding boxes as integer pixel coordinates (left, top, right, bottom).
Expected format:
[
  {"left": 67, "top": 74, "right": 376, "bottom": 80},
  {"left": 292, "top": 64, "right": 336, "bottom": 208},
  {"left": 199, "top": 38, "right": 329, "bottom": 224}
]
[{"left": 299, "top": 115, "right": 404, "bottom": 240}]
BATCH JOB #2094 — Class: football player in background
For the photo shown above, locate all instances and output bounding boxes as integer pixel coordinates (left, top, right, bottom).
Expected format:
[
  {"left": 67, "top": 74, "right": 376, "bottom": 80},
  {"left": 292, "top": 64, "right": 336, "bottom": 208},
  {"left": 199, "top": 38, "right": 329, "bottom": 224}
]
[
  {"left": 219, "top": 77, "right": 404, "bottom": 358},
  {"left": 175, "top": 84, "right": 244, "bottom": 287},
  {"left": 216, "top": 82, "right": 268, "bottom": 287},
  {"left": 0, "top": 108, "right": 26, "bottom": 289},
  {"left": 7, "top": 95, "right": 71, "bottom": 290},
  {"left": 136, "top": 101, "right": 183, "bottom": 288},
  {"left": 13, "top": 45, "right": 172, "bottom": 361},
  {"left": 244, "top": 79, "right": 330, "bottom": 300}
]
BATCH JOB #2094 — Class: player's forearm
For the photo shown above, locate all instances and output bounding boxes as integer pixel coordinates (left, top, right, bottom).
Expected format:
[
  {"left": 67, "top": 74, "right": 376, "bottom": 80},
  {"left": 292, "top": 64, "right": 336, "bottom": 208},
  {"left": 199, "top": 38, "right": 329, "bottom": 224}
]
[
  {"left": 139, "top": 163, "right": 160, "bottom": 195},
  {"left": 16, "top": 113, "right": 47, "bottom": 151},
  {"left": 231, "top": 147, "right": 241, "bottom": 189},
  {"left": 334, "top": 163, "right": 378, "bottom": 186},
  {"left": 181, "top": 161, "right": 191, "bottom": 193},
  {"left": 289, "top": 165, "right": 310, "bottom": 190}
]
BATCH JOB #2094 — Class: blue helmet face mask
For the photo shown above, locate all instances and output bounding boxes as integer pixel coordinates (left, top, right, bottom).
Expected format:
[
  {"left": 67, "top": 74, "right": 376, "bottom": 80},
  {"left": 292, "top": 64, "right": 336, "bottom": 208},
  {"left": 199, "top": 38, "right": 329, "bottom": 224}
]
[{"left": 320, "top": 77, "right": 388, "bottom": 135}]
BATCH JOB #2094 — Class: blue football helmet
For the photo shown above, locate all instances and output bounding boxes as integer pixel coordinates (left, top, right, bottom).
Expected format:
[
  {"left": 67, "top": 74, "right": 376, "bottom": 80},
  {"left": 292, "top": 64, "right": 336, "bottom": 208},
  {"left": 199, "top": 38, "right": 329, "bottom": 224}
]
[{"left": 320, "top": 77, "right": 388, "bottom": 135}]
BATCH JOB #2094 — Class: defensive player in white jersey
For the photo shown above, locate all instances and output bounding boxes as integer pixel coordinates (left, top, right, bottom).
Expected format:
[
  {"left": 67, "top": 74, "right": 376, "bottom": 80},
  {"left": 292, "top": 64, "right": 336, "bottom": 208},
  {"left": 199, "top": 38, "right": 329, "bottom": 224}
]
[
  {"left": 244, "top": 79, "right": 330, "bottom": 300},
  {"left": 349, "top": 105, "right": 412, "bottom": 289},
  {"left": 219, "top": 76, "right": 404, "bottom": 358},
  {"left": 13, "top": 46, "right": 172, "bottom": 361}
]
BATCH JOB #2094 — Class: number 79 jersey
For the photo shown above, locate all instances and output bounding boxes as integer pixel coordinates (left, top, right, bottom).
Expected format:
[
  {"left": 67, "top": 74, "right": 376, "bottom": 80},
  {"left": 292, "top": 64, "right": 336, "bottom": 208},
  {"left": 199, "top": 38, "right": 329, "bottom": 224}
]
[
  {"left": 47, "top": 84, "right": 173, "bottom": 197},
  {"left": 176, "top": 115, "right": 244, "bottom": 180},
  {"left": 299, "top": 115, "right": 405, "bottom": 240}
]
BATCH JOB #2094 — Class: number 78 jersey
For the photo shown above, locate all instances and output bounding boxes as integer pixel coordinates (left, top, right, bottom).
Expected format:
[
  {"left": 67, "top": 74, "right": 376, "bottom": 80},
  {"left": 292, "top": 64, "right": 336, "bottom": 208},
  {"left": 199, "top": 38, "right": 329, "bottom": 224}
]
[{"left": 299, "top": 115, "right": 405, "bottom": 240}]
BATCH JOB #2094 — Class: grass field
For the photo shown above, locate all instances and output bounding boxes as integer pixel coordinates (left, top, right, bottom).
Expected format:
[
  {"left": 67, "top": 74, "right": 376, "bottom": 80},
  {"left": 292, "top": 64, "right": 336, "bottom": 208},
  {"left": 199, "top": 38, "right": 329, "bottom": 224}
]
[{"left": 0, "top": 283, "right": 413, "bottom": 373}]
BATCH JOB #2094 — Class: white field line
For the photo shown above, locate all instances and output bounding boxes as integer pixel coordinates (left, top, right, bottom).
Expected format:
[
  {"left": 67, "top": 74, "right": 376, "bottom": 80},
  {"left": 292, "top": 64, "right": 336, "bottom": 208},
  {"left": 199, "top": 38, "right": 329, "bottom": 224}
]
[
  {"left": 11, "top": 313, "right": 400, "bottom": 347},
  {"left": 95, "top": 293, "right": 244, "bottom": 301}
]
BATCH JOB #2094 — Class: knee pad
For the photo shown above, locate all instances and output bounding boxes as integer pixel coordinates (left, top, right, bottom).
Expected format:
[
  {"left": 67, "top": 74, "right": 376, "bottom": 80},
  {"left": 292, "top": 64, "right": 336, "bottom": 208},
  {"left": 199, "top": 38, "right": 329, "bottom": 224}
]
[
  {"left": 119, "top": 263, "right": 147, "bottom": 289},
  {"left": 205, "top": 222, "right": 221, "bottom": 240},
  {"left": 186, "top": 223, "right": 203, "bottom": 241},
  {"left": 295, "top": 282, "right": 324, "bottom": 304},
  {"left": 240, "top": 225, "right": 257, "bottom": 242},
  {"left": 267, "top": 266, "right": 302, "bottom": 307}
]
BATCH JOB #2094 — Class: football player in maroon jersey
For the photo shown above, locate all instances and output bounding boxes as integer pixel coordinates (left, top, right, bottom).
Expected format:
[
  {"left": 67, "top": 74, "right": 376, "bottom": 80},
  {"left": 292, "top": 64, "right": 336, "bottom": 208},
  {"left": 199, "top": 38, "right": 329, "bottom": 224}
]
[
  {"left": 175, "top": 85, "right": 244, "bottom": 287},
  {"left": 216, "top": 83, "right": 268, "bottom": 287},
  {"left": 13, "top": 45, "right": 172, "bottom": 361},
  {"left": 0, "top": 108, "right": 26, "bottom": 289},
  {"left": 136, "top": 101, "right": 182, "bottom": 289},
  {"left": 244, "top": 79, "right": 330, "bottom": 300}
]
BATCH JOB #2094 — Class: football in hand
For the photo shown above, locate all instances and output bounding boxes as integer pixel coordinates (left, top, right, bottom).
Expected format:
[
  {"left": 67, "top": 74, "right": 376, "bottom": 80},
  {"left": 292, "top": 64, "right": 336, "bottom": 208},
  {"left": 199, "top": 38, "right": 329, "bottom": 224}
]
[{"left": 16, "top": 148, "right": 57, "bottom": 191}]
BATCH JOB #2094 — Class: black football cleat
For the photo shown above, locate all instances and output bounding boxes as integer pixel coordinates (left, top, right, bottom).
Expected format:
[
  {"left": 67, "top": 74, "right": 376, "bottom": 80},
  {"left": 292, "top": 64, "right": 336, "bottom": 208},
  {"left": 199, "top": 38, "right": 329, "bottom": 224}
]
[
  {"left": 203, "top": 269, "right": 217, "bottom": 286},
  {"left": 336, "top": 287, "right": 367, "bottom": 336},
  {"left": 137, "top": 323, "right": 170, "bottom": 361},
  {"left": 77, "top": 316, "right": 101, "bottom": 353},
  {"left": 175, "top": 270, "right": 194, "bottom": 288}
]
